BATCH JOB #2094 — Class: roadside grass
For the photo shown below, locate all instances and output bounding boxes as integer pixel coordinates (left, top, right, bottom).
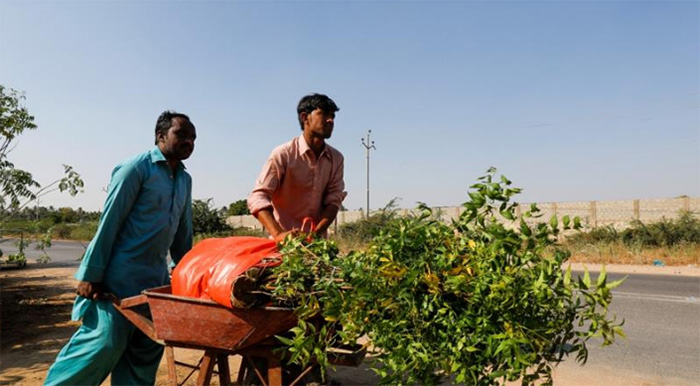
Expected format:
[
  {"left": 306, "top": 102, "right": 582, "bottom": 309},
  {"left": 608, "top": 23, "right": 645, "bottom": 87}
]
[
  {"left": 333, "top": 208, "right": 700, "bottom": 267},
  {"left": 566, "top": 241, "right": 700, "bottom": 266},
  {"left": 562, "top": 211, "right": 700, "bottom": 266}
]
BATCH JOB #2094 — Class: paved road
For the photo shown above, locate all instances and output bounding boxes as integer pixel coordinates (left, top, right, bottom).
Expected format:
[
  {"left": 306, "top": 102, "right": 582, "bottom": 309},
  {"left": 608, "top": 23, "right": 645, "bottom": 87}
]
[
  {"left": 0, "top": 238, "right": 86, "bottom": 267},
  {"left": 3, "top": 240, "right": 699, "bottom": 383},
  {"left": 561, "top": 271, "right": 700, "bottom": 383}
]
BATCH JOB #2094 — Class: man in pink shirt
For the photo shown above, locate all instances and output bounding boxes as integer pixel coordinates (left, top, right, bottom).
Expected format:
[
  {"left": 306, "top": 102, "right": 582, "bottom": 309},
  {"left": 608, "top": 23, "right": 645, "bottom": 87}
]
[{"left": 248, "top": 93, "right": 347, "bottom": 241}]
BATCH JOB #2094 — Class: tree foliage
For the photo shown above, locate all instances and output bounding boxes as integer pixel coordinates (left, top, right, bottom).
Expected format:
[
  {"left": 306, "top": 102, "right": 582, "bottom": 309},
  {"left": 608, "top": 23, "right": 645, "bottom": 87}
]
[
  {"left": 270, "top": 169, "right": 625, "bottom": 385},
  {"left": 226, "top": 199, "right": 250, "bottom": 216},
  {"left": 0, "top": 85, "right": 84, "bottom": 224},
  {"left": 192, "top": 198, "right": 230, "bottom": 235}
]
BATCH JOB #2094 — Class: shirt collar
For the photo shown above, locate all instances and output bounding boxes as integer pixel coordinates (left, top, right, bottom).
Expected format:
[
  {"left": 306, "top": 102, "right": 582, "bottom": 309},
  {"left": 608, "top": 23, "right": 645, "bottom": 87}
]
[
  {"left": 150, "top": 146, "right": 186, "bottom": 170},
  {"left": 298, "top": 134, "right": 331, "bottom": 160}
]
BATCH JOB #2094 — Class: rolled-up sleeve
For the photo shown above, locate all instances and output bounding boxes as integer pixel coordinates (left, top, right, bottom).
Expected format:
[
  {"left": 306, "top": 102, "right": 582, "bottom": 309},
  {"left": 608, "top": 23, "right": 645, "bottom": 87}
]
[
  {"left": 248, "top": 155, "right": 282, "bottom": 216},
  {"left": 323, "top": 154, "right": 347, "bottom": 209}
]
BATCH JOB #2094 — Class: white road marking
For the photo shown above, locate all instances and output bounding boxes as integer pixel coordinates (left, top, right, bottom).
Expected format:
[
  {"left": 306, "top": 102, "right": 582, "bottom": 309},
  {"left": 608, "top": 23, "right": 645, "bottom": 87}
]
[{"left": 612, "top": 291, "right": 700, "bottom": 304}]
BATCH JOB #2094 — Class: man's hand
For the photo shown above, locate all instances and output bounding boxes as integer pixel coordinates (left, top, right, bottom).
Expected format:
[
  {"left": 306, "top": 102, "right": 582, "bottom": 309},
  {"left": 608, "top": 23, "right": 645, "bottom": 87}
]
[
  {"left": 274, "top": 228, "right": 300, "bottom": 243},
  {"left": 77, "top": 281, "right": 104, "bottom": 300}
]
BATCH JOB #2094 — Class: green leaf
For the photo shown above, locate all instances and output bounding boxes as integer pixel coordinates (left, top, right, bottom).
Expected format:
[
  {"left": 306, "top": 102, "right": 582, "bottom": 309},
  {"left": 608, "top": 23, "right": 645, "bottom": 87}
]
[
  {"left": 468, "top": 191, "right": 483, "bottom": 203},
  {"left": 276, "top": 335, "right": 293, "bottom": 345},
  {"left": 596, "top": 265, "right": 607, "bottom": 287},
  {"left": 582, "top": 267, "right": 591, "bottom": 288},
  {"left": 607, "top": 277, "right": 627, "bottom": 289},
  {"left": 564, "top": 265, "right": 572, "bottom": 286},
  {"left": 549, "top": 215, "right": 558, "bottom": 230},
  {"left": 520, "top": 220, "right": 531, "bottom": 237},
  {"left": 614, "top": 326, "right": 627, "bottom": 339},
  {"left": 573, "top": 216, "right": 582, "bottom": 229},
  {"left": 501, "top": 208, "right": 515, "bottom": 220}
]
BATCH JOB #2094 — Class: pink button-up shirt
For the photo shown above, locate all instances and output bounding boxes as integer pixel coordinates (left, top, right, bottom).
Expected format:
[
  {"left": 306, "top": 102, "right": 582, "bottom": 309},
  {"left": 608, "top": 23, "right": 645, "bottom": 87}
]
[{"left": 248, "top": 135, "right": 347, "bottom": 231}]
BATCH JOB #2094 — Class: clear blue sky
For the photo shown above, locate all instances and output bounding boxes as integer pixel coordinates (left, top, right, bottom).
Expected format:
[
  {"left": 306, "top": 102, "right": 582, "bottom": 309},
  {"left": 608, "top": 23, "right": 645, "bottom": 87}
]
[{"left": 1, "top": 0, "right": 698, "bottom": 212}]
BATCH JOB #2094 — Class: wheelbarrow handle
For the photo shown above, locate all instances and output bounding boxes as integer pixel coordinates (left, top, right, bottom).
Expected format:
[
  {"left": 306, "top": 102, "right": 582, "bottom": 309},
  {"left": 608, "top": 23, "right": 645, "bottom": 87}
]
[
  {"left": 101, "top": 292, "right": 120, "bottom": 306},
  {"left": 111, "top": 293, "right": 159, "bottom": 343}
]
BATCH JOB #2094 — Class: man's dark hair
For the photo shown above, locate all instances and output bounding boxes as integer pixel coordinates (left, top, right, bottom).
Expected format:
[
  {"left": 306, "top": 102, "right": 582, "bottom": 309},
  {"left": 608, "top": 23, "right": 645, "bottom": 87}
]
[
  {"left": 297, "top": 93, "right": 339, "bottom": 130},
  {"left": 155, "top": 110, "right": 190, "bottom": 144}
]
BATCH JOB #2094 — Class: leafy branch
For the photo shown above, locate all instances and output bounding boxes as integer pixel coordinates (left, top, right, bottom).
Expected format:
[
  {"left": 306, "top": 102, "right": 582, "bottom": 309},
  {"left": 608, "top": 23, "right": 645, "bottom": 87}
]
[{"left": 270, "top": 168, "right": 625, "bottom": 385}]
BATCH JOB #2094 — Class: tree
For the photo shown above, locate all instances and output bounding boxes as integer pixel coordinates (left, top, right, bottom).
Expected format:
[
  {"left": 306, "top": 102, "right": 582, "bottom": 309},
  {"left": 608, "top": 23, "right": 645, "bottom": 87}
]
[
  {"left": 1, "top": 85, "right": 84, "bottom": 264},
  {"left": 193, "top": 198, "right": 230, "bottom": 234},
  {"left": 226, "top": 199, "right": 250, "bottom": 216},
  {"left": 1, "top": 86, "right": 84, "bottom": 218}
]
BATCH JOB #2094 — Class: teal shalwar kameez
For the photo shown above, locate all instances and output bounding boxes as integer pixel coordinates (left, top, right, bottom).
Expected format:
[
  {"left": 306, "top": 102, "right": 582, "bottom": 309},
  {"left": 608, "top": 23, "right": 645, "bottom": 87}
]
[{"left": 44, "top": 147, "right": 193, "bottom": 386}]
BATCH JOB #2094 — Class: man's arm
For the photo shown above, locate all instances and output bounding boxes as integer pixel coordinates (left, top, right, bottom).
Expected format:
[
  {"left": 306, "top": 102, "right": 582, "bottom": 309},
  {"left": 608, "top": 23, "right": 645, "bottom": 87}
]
[
  {"left": 248, "top": 151, "right": 295, "bottom": 241},
  {"left": 315, "top": 204, "right": 340, "bottom": 235},
  {"left": 256, "top": 208, "right": 299, "bottom": 242},
  {"left": 170, "top": 178, "right": 193, "bottom": 266},
  {"left": 75, "top": 161, "right": 141, "bottom": 299},
  {"left": 317, "top": 153, "right": 347, "bottom": 236}
]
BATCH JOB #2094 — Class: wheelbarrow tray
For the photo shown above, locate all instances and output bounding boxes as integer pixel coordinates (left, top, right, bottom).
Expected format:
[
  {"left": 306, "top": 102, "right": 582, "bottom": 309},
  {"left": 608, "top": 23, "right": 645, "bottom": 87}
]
[{"left": 116, "top": 285, "right": 298, "bottom": 352}]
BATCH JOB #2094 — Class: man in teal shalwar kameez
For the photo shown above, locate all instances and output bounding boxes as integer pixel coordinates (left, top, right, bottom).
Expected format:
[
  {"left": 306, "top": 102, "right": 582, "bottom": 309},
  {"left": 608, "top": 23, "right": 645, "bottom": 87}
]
[{"left": 44, "top": 111, "right": 197, "bottom": 386}]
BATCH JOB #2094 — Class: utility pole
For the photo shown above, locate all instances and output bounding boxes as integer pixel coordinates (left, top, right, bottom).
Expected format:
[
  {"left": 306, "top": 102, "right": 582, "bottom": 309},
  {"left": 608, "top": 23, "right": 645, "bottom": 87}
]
[{"left": 361, "top": 130, "right": 376, "bottom": 217}]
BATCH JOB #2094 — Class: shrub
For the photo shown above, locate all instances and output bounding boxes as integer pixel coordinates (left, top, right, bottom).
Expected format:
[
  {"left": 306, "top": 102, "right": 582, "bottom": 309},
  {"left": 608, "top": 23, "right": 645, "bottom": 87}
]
[
  {"left": 621, "top": 211, "right": 700, "bottom": 247},
  {"left": 271, "top": 169, "right": 624, "bottom": 386},
  {"left": 70, "top": 221, "right": 98, "bottom": 241},
  {"left": 566, "top": 211, "right": 700, "bottom": 248},
  {"left": 565, "top": 225, "right": 619, "bottom": 247},
  {"left": 52, "top": 224, "right": 73, "bottom": 239}
]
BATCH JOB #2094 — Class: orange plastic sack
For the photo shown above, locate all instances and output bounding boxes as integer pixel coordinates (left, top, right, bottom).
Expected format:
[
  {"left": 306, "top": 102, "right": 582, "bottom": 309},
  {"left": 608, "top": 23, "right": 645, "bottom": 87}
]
[{"left": 171, "top": 236, "right": 281, "bottom": 308}]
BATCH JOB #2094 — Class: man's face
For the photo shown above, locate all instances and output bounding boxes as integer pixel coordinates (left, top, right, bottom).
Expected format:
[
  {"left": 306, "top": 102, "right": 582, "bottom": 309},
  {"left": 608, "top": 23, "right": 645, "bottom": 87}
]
[
  {"left": 303, "top": 108, "right": 335, "bottom": 139},
  {"left": 158, "top": 117, "right": 196, "bottom": 161}
]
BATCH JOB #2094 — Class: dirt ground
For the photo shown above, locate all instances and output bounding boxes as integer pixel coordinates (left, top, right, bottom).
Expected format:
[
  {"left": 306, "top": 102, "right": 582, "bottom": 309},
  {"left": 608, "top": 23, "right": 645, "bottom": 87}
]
[
  {"left": 1, "top": 262, "right": 698, "bottom": 386},
  {"left": 1, "top": 265, "right": 78, "bottom": 386}
]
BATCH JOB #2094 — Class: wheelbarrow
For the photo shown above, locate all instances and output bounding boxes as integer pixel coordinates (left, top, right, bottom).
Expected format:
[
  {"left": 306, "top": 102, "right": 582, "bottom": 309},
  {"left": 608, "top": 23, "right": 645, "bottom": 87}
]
[{"left": 113, "top": 285, "right": 365, "bottom": 386}]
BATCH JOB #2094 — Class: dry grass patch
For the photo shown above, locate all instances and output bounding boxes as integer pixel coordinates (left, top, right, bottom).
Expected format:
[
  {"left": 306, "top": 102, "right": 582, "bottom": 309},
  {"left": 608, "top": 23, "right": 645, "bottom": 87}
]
[{"left": 566, "top": 241, "right": 700, "bottom": 266}]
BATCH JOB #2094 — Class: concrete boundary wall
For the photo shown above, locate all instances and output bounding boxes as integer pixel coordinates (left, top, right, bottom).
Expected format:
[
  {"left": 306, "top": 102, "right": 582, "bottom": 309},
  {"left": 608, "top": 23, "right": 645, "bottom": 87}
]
[{"left": 227, "top": 197, "right": 700, "bottom": 232}]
